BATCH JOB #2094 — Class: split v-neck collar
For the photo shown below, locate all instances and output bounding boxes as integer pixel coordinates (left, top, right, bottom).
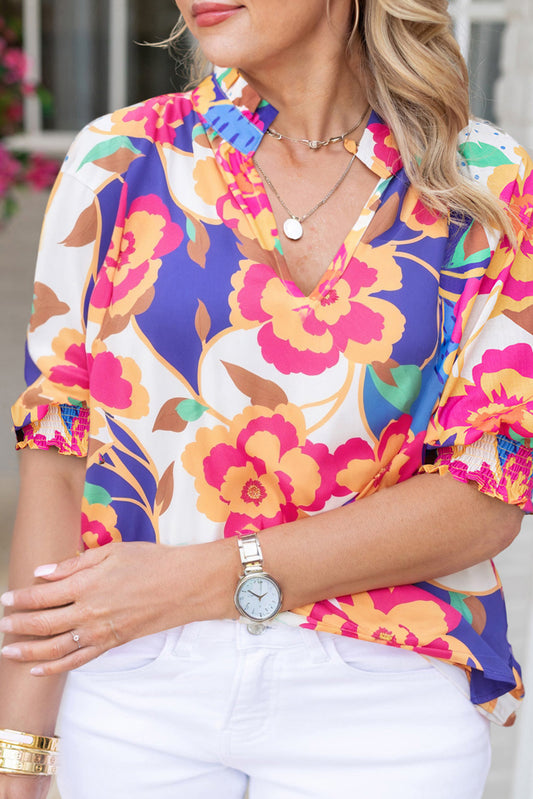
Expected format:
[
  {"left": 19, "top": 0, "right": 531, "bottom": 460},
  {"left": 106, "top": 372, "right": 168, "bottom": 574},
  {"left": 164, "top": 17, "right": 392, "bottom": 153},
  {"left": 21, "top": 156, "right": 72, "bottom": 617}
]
[{"left": 190, "top": 66, "right": 404, "bottom": 181}]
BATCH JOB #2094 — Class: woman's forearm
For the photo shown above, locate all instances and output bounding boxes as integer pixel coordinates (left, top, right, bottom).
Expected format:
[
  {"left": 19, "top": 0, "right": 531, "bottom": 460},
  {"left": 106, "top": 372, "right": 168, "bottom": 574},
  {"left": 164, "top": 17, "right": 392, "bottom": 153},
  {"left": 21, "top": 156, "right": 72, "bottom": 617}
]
[
  {"left": 0, "top": 448, "right": 85, "bottom": 733},
  {"left": 259, "top": 471, "right": 523, "bottom": 613},
  {"left": 0, "top": 469, "right": 523, "bottom": 676}
]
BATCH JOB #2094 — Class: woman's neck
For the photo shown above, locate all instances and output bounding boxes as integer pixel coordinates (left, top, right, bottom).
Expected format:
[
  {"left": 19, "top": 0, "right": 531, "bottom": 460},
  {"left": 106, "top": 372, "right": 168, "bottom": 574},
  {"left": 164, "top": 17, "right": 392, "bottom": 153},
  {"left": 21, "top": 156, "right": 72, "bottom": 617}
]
[{"left": 239, "top": 44, "right": 368, "bottom": 144}]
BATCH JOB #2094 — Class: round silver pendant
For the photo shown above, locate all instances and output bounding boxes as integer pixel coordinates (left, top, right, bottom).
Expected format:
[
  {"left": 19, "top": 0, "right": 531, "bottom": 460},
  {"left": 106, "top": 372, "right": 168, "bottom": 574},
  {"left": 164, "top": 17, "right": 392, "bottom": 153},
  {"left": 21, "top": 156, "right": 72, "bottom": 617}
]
[{"left": 283, "top": 217, "right": 303, "bottom": 241}]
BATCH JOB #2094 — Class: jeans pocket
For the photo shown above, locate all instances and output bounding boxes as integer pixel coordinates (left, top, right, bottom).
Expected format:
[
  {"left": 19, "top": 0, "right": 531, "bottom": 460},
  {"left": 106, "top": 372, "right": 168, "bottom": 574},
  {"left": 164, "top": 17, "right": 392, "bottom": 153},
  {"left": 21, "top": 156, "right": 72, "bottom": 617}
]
[
  {"left": 74, "top": 627, "right": 182, "bottom": 679},
  {"left": 320, "top": 632, "right": 435, "bottom": 676}
]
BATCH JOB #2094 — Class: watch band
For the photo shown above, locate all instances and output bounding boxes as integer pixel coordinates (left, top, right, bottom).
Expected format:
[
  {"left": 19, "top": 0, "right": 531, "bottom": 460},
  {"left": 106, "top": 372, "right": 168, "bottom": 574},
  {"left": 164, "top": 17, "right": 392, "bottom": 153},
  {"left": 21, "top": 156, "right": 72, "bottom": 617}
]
[
  {"left": 235, "top": 532, "right": 282, "bottom": 634},
  {"left": 237, "top": 532, "right": 264, "bottom": 574}
]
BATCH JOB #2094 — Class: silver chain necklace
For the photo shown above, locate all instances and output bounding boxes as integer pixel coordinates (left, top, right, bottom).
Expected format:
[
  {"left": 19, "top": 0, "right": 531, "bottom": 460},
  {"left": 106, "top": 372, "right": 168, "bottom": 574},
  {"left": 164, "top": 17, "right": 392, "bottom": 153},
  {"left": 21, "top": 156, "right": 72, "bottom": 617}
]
[
  {"left": 265, "top": 104, "right": 370, "bottom": 150},
  {"left": 253, "top": 152, "right": 357, "bottom": 241}
]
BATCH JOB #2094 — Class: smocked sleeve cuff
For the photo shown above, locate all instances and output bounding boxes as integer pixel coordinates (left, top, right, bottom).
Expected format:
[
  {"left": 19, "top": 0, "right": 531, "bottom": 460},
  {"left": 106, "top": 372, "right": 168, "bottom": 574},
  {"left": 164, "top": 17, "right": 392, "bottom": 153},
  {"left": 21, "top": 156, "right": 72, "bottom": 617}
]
[
  {"left": 15, "top": 404, "right": 89, "bottom": 458},
  {"left": 421, "top": 433, "right": 533, "bottom": 513}
]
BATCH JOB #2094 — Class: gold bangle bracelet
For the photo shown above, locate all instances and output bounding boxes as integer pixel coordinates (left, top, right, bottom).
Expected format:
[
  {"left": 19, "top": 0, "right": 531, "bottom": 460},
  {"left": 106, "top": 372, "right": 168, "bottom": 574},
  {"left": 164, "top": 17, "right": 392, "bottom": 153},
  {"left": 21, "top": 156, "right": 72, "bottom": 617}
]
[
  {"left": 0, "top": 761, "right": 57, "bottom": 776},
  {"left": 0, "top": 748, "right": 57, "bottom": 766},
  {"left": 0, "top": 729, "right": 59, "bottom": 753}
]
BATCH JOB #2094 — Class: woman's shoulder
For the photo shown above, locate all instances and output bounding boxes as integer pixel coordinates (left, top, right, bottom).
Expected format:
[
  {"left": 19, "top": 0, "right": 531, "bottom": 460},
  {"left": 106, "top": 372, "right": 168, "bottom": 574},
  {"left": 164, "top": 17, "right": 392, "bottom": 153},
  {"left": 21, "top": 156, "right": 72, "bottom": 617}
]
[
  {"left": 60, "top": 90, "right": 197, "bottom": 189},
  {"left": 457, "top": 118, "right": 532, "bottom": 201}
]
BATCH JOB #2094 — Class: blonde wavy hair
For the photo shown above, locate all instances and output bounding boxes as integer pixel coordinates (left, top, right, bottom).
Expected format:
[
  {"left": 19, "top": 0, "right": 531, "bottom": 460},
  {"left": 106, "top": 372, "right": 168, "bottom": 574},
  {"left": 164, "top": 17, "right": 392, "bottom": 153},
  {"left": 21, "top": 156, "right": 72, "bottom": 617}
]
[{"left": 162, "top": 0, "right": 513, "bottom": 237}]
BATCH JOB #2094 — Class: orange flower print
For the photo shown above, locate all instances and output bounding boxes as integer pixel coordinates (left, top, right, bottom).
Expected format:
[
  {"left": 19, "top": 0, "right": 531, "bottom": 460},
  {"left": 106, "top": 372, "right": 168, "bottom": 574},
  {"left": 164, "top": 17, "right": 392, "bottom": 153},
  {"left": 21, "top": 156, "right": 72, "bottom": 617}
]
[
  {"left": 109, "top": 95, "right": 194, "bottom": 145},
  {"left": 229, "top": 243, "right": 405, "bottom": 375},
  {"left": 400, "top": 185, "right": 448, "bottom": 238},
  {"left": 334, "top": 416, "right": 426, "bottom": 499},
  {"left": 81, "top": 496, "right": 122, "bottom": 548},
  {"left": 91, "top": 193, "right": 183, "bottom": 320},
  {"left": 432, "top": 343, "right": 533, "bottom": 445},
  {"left": 88, "top": 341, "right": 149, "bottom": 418},
  {"left": 298, "top": 585, "right": 467, "bottom": 662},
  {"left": 182, "top": 405, "right": 336, "bottom": 536},
  {"left": 36, "top": 328, "right": 90, "bottom": 404}
]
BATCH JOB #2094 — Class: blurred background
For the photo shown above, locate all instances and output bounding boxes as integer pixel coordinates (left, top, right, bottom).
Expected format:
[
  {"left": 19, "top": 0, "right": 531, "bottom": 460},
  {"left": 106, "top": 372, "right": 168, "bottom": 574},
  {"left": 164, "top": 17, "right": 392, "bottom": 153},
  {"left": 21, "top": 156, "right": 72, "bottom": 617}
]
[{"left": 1, "top": 1, "right": 533, "bottom": 797}]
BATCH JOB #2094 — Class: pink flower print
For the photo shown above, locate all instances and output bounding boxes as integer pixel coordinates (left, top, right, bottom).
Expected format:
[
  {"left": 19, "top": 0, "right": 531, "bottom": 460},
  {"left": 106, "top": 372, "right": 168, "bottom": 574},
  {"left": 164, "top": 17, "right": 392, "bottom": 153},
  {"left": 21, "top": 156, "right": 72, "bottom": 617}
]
[
  {"left": 91, "top": 193, "right": 183, "bottom": 319},
  {"left": 81, "top": 498, "right": 121, "bottom": 548},
  {"left": 434, "top": 343, "right": 533, "bottom": 444},
  {"left": 230, "top": 242, "right": 405, "bottom": 375},
  {"left": 334, "top": 416, "right": 426, "bottom": 499},
  {"left": 367, "top": 122, "right": 403, "bottom": 174},
  {"left": 119, "top": 95, "right": 194, "bottom": 146},
  {"left": 182, "top": 405, "right": 336, "bottom": 536},
  {"left": 87, "top": 341, "right": 149, "bottom": 418}
]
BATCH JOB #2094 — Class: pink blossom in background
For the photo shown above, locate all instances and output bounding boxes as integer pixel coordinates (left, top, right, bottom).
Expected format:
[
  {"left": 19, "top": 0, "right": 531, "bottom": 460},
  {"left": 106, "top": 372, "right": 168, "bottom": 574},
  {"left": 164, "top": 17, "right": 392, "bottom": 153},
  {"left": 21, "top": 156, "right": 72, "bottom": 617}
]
[
  {"left": 0, "top": 143, "right": 21, "bottom": 196},
  {"left": 25, "top": 154, "right": 60, "bottom": 190},
  {"left": 2, "top": 47, "right": 28, "bottom": 83}
]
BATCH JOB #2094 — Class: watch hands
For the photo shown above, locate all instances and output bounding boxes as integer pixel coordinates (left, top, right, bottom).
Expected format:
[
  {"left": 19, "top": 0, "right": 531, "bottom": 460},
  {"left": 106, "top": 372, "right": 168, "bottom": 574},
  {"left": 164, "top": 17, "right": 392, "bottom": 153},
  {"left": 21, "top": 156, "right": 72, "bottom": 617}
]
[{"left": 247, "top": 590, "right": 269, "bottom": 601}]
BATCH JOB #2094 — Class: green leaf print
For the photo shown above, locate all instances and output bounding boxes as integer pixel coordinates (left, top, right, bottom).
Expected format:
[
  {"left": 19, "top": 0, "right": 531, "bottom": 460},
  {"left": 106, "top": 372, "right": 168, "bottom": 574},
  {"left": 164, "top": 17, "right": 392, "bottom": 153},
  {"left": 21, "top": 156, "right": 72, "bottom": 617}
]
[
  {"left": 176, "top": 399, "right": 208, "bottom": 422},
  {"left": 186, "top": 217, "right": 196, "bottom": 243},
  {"left": 84, "top": 483, "right": 112, "bottom": 506},
  {"left": 458, "top": 141, "right": 513, "bottom": 169},
  {"left": 368, "top": 364, "right": 422, "bottom": 413},
  {"left": 77, "top": 137, "right": 142, "bottom": 171},
  {"left": 449, "top": 592, "right": 473, "bottom": 624}
]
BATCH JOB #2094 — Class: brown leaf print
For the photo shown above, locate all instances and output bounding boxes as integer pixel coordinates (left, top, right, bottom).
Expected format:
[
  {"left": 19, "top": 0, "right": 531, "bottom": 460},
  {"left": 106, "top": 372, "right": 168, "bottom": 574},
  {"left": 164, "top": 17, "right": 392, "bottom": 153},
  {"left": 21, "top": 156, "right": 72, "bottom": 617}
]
[
  {"left": 463, "top": 220, "right": 489, "bottom": 260},
  {"left": 464, "top": 597, "right": 487, "bottom": 635},
  {"left": 195, "top": 299, "right": 211, "bottom": 343},
  {"left": 131, "top": 286, "right": 156, "bottom": 317},
  {"left": 93, "top": 148, "right": 142, "bottom": 174},
  {"left": 30, "top": 283, "right": 69, "bottom": 332},
  {"left": 88, "top": 439, "right": 106, "bottom": 460},
  {"left": 155, "top": 461, "right": 175, "bottom": 515},
  {"left": 222, "top": 361, "right": 288, "bottom": 410},
  {"left": 152, "top": 399, "right": 188, "bottom": 433},
  {"left": 21, "top": 385, "right": 52, "bottom": 408},
  {"left": 362, "top": 195, "right": 400, "bottom": 244},
  {"left": 371, "top": 359, "right": 400, "bottom": 386},
  {"left": 237, "top": 237, "right": 277, "bottom": 267},
  {"left": 99, "top": 312, "right": 130, "bottom": 341},
  {"left": 192, "top": 132, "right": 212, "bottom": 150},
  {"left": 61, "top": 199, "right": 98, "bottom": 247},
  {"left": 186, "top": 216, "right": 210, "bottom": 268},
  {"left": 503, "top": 306, "right": 533, "bottom": 335},
  {"left": 99, "top": 288, "right": 156, "bottom": 340}
]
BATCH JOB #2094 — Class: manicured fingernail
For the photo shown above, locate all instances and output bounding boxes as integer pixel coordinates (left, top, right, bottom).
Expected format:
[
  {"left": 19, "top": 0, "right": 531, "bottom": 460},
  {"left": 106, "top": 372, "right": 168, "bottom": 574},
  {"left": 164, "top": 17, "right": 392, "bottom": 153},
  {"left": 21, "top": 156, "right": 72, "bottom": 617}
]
[
  {"left": 0, "top": 617, "right": 13, "bottom": 632},
  {"left": 30, "top": 666, "right": 45, "bottom": 676},
  {"left": 1, "top": 645, "right": 22, "bottom": 658},
  {"left": 34, "top": 563, "right": 57, "bottom": 577},
  {"left": 1, "top": 592, "right": 14, "bottom": 607}
]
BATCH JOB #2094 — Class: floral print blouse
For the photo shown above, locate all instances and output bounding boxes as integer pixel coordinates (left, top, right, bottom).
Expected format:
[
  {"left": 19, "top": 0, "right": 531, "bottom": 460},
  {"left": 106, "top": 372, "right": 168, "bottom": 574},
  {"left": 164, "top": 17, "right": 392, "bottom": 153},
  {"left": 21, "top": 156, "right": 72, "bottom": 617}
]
[{"left": 12, "top": 67, "right": 533, "bottom": 726}]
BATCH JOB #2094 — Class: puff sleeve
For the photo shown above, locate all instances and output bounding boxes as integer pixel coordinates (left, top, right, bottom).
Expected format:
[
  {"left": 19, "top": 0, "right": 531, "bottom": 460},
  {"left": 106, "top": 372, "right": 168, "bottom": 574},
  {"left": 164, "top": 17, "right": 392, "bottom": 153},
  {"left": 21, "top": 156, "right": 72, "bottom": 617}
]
[
  {"left": 423, "top": 128, "right": 533, "bottom": 512},
  {"left": 11, "top": 131, "right": 105, "bottom": 457}
]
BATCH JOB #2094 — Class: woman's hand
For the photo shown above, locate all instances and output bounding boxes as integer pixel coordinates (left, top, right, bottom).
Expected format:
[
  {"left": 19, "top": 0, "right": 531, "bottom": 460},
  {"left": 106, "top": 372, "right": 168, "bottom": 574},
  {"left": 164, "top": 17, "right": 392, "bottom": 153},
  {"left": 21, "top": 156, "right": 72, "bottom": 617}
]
[{"left": 0, "top": 540, "right": 240, "bottom": 676}]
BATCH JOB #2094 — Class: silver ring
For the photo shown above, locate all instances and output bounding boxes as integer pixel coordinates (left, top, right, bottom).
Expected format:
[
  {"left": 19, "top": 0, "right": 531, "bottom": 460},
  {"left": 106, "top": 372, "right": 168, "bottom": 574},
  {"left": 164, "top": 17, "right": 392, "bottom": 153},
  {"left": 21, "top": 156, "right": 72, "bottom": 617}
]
[{"left": 71, "top": 631, "right": 81, "bottom": 649}]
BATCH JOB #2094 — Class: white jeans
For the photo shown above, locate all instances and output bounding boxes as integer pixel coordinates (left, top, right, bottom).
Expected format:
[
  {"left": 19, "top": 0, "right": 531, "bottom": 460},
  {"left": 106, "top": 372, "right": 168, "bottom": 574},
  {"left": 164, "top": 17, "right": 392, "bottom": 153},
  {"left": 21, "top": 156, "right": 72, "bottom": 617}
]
[{"left": 56, "top": 620, "right": 490, "bottom": 799}]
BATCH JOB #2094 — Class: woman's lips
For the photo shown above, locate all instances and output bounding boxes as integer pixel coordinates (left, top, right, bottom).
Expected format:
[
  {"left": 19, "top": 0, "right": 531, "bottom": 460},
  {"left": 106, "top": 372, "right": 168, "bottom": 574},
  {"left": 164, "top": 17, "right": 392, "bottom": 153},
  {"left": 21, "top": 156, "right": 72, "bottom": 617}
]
[{"left": 191, "top": 2, "right": 243, "bottom": 27}]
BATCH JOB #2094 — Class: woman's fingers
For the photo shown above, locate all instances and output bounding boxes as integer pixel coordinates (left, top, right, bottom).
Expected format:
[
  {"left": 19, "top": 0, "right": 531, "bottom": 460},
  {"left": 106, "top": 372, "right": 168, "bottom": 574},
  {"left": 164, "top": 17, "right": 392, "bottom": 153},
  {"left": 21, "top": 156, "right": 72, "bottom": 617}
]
[
  {"left": 2, "top": 630, "right": 84, "bottom": 663},
  {"left": 1, "top": 548, "right": 110, "bottom": 611},
  {"left": 0, "top": 604, "right": 76, "bottom": 638},
  {"left": 34, "top": 547, "right": 109, "bottom": 582},
  {"left": 30, "top": 644, "right": 102, "bottom": 676},
  {"left": 1, "top": 576, "right": 77, "bottom": 612},
  {"left": 2, "top": 630, "right": 102, "bottom": 676}
]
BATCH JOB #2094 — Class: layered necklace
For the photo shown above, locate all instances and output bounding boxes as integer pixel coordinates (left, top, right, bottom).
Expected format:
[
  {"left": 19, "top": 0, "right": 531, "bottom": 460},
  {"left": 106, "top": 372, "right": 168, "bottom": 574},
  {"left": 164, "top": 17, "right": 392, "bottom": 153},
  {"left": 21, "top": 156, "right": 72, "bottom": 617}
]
[{"left": 254, "top": 104, "right": 370, "bottom": 242}]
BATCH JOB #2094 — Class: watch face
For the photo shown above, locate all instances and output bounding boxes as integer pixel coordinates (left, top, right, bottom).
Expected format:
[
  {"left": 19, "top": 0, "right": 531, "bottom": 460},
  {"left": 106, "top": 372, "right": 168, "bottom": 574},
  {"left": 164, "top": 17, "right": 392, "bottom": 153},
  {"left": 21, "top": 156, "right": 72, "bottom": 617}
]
[{"left": 235, "top": 574, "right": 282, "bottom": 622}]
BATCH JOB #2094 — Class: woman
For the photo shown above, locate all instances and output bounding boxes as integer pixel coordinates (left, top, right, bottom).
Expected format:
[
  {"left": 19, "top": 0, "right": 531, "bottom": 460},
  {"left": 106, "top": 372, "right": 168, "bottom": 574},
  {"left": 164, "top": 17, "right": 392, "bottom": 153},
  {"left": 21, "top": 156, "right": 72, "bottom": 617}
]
[{"left": 0, "top": 0, "right": 532, "bottom": 797}]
